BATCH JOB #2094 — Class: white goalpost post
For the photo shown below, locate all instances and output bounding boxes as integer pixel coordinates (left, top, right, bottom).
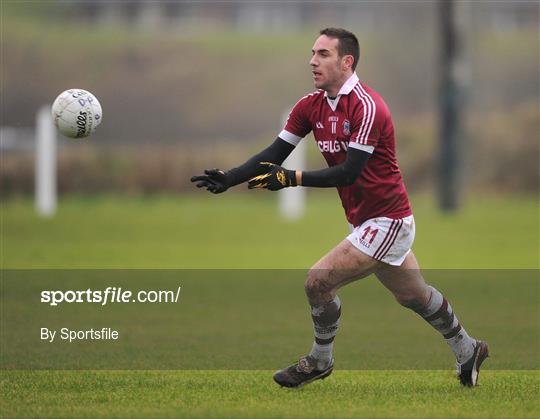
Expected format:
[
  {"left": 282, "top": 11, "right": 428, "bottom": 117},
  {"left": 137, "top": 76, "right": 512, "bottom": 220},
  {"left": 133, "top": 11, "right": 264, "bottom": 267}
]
[
  {"left": 278, "top": 110, "right": 306, "bottom": 221},
  {"left": 35, "top": 105, "right": 57, "bottom": 217}
]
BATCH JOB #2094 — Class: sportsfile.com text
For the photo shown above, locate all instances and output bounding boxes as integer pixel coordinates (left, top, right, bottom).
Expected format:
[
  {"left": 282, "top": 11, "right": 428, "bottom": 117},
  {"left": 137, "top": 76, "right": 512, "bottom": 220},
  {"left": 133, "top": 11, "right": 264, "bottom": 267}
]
[{"left": 40, "top": 286, "right": 182, "bottom": 306}]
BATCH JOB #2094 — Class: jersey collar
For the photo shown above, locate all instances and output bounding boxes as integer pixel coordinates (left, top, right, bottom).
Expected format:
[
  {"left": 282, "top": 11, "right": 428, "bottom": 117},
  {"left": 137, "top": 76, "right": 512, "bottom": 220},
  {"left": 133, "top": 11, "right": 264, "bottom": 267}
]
[
  {"left": 324, "top": 72, "right": 359, "bottom": 99},
  {"left": 324, "top": 73, "right": 359, "bottom": 111}
]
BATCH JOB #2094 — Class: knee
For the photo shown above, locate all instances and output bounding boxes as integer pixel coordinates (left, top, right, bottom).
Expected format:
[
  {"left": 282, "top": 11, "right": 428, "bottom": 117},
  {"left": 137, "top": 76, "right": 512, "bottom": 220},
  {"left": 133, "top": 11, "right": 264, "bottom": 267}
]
[{"left": 305, "top": 269, "right": 333, "bottom": 303}]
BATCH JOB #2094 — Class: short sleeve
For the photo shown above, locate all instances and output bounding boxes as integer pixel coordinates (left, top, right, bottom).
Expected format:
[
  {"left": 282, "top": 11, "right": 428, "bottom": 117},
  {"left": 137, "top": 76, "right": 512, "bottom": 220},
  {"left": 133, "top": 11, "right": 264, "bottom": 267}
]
[
  {"left": 279, "top": 96, "right": 313, "bottom": 146},
  {"left": 348, "top": 93, "right": 378, "bottom": 154}
]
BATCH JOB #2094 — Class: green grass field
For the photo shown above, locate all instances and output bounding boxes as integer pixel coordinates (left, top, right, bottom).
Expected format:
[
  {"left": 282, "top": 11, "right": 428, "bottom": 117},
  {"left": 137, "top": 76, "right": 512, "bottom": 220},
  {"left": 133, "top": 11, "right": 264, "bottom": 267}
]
[
  {"left": 2, "top": 371, "right": 538, "bottom": 418},
  {"left": 1, "top": 193, "right": 539, "bottom": 418},
  {"left": 2, "top": 192, "right": 538, "bottom": 268}
]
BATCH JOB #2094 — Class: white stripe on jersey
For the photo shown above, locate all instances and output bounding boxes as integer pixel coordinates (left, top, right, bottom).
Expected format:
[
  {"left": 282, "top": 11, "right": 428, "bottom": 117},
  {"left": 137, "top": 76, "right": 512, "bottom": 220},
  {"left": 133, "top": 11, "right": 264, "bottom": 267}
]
[
  {"left": 353, "top": 85, "right": 374, "bottom": 145},
  {"left": 354, "top": 84, "right": 377, "bottom": 145},
  {"left": 357, "top": 83, "right": 377, "bottom": 144},
  {"left": 279, "top": 129, "right": 302, "bottom": 146},
  {"left": 348, "top": 141, "right": 375, "bottom": 154},
  {"left": 352, "top": 87, "right": 370, "bottom": 145}
]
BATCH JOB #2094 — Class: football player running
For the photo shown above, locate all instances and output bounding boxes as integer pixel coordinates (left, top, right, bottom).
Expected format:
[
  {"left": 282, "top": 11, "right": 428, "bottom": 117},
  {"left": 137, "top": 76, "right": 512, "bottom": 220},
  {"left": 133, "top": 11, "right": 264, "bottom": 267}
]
[{"left": 191, "top": 28, "right": 488, "bottom": 388}]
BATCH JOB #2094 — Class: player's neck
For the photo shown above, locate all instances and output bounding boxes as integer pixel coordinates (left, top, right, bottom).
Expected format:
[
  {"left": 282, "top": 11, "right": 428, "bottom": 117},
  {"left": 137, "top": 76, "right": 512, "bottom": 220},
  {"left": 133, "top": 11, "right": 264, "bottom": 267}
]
[
  {"left": 325, "top": 86, "right": 340, "bottom": 98},
  {"left": 326, "top": 72, "right": 354, "bottom": 98}
]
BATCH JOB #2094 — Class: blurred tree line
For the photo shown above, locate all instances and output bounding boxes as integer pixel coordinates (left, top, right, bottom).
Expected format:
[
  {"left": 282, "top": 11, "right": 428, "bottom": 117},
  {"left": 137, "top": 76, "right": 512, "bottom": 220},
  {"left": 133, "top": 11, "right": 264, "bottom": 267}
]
[{"left": 1, "top": 1, "right": 538, "bottom": 196}]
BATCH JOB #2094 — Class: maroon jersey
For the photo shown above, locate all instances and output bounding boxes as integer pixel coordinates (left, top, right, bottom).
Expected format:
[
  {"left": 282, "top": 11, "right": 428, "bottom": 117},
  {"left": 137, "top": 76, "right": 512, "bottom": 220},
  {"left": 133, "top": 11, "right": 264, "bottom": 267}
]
[{"left": 279, "top": 73, "right": 412, "bottom": 226}]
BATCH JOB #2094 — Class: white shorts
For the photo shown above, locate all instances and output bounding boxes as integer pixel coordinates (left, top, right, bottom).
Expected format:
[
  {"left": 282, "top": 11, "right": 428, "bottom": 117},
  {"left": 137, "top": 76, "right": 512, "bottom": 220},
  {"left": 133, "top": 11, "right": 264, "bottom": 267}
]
[{"left": 346, "top": 215, "right": 415, "bottom": 266}]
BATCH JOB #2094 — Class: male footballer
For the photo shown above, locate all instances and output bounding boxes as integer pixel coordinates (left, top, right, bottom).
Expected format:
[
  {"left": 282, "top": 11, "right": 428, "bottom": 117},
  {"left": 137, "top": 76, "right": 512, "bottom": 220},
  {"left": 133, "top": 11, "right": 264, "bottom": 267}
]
[{"left": 191, "top": 28, "right": 488, "bottom": 388}]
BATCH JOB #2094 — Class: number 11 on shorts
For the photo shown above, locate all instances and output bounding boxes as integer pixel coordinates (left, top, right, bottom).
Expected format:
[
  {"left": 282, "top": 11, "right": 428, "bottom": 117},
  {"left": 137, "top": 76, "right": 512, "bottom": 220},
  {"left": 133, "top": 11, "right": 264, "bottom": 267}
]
[{"left": 361, "top": 226, "right": 379, "bottom": 245}]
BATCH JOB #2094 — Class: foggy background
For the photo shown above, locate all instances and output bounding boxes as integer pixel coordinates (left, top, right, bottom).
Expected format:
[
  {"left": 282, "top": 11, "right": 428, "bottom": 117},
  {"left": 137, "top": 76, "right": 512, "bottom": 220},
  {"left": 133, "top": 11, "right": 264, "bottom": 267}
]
[{"left": 1, "top": 1, "right": 538, "bottom": 197}]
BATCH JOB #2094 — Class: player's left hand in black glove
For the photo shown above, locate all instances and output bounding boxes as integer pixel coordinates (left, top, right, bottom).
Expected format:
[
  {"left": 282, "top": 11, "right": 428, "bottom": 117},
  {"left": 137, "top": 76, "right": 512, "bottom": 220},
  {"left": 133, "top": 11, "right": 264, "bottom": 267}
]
[
  {"left": 190, "top": 169, "right": 230, "bottom": 194},
  {"left": 247, "top": 162, "right": 297, "bottom": 191}
]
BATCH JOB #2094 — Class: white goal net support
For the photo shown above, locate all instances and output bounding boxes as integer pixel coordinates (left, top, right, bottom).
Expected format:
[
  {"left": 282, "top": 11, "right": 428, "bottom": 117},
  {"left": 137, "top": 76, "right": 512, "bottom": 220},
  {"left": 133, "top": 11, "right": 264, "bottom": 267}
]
[
  {"left": 278, "top": 110, "right": 306, "bottom": 221},
  {"left": 35, "top": 105, "right": 57, "bottom": 217}
]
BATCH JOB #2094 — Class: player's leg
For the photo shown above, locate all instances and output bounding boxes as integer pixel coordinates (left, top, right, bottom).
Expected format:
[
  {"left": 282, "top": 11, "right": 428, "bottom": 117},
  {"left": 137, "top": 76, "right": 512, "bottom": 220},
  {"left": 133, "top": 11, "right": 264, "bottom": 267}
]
[
  {"left": 299, "top": 215, "right": 422, "bottom": 368},
  {"left": 304, "top": 239, "right": 379, "bottom": 369},
  {"left": 273, "top": 239, "right": 380, "bottom": 388},
  {"left": 374, "top": 252, "right": 488, "bottom": 386}
]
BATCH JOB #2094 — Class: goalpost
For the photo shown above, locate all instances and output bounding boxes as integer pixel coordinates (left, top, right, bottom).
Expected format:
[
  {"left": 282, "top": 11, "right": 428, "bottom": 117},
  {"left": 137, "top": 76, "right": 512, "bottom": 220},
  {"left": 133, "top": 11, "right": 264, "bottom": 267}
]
[
  {"left": 278, "top": 110, "right": 306, "bottom": 221},
  {"left": 35, "top": 105, "right": 57, "bottom": 217}
]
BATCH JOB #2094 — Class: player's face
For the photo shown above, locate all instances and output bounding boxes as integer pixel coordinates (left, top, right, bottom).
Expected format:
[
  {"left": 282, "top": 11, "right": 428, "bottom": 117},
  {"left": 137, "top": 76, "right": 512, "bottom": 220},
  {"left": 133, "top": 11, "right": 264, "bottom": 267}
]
[{"left": 310, "top": 35, "right": 350, "bottom": 96}]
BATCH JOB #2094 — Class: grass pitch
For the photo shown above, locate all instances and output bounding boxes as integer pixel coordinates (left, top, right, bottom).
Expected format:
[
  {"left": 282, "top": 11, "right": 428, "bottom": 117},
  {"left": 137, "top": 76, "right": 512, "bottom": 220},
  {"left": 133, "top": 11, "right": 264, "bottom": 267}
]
[
  {"left": 2, "top": 192, "right": 538, "bottom": 268},
  {"left": 1, "top": 193, "right": 539, "bottom": 418},
  {"left": 2, "top": 371, "right": 538, "bottom": 418}
]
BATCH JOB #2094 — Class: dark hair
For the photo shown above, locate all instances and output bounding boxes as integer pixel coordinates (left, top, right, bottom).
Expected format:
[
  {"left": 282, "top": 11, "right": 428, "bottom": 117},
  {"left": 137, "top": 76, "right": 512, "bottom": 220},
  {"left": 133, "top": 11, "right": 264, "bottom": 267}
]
[{"left": 319, "top": 28, "right": 360, "bottom": 71}]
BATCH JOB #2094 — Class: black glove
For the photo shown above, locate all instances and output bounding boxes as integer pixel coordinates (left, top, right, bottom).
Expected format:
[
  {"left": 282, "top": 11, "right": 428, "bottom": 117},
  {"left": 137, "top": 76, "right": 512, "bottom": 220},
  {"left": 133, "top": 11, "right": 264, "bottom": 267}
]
[
  {"left": 190, "top": 169, "right": 230, "bottom": 194},
  {"left": 247, "top": 162, "right": 297, "bottom": 191}
]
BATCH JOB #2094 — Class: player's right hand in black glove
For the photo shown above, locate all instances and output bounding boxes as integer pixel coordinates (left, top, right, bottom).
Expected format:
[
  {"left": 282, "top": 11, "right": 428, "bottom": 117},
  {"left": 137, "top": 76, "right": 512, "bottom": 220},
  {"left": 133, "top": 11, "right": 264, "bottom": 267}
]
[{"left": 190, "top": 169, "right": 230, "bottom": 194}]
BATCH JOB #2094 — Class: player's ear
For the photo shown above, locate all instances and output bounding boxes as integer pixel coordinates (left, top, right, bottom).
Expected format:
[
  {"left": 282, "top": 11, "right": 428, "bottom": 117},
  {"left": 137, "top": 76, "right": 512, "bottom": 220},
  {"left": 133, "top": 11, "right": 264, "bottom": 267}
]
[{"left": 342, "top": 55, "right": 354, "bottom": 71}]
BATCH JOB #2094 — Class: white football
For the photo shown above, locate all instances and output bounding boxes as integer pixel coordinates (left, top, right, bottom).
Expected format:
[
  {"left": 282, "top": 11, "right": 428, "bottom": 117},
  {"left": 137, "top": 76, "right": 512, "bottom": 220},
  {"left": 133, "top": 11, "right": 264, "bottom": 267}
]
[{"left": 51, "top": 89, "right": 102, "bottom": 138}]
